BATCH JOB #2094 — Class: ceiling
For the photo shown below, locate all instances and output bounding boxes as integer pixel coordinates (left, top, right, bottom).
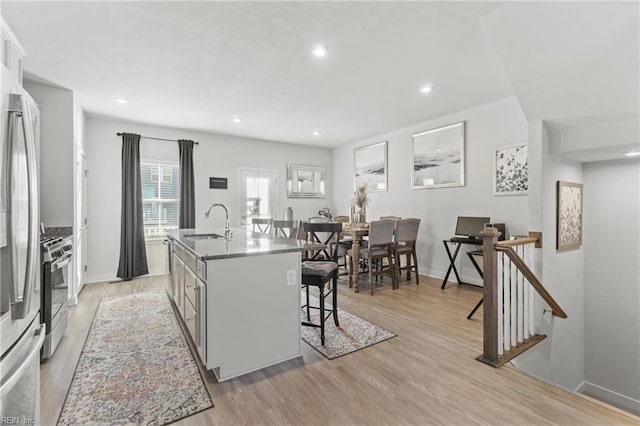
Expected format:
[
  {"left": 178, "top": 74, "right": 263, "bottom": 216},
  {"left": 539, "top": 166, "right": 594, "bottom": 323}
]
[
  {"left": 2, "top": 1, "right": 638, "bottom": 156},
  {"left": 1, "top": 1, "right": 513, "bottom": 147}
]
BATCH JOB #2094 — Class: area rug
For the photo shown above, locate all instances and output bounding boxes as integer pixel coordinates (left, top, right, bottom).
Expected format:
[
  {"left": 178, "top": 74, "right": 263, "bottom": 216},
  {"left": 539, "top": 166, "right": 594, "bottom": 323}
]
[
  {"left": 58, "top": 291, "right": 213, "bottom": 425},
  {"left": 301, "top": 294, "right": 396, "bottom": 359}
]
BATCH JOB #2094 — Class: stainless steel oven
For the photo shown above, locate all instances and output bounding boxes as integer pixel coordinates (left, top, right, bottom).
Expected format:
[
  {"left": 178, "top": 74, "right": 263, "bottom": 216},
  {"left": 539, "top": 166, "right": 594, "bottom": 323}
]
[{"left": 40, "top": 236, "right": 72, "bottom": 360}]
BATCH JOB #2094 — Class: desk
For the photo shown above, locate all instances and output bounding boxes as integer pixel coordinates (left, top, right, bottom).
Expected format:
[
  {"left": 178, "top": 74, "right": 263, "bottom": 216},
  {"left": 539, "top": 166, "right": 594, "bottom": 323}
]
[
  {"left": 340, "top": 225, "right": 369, "bottom": 293},
  {"left": 440, "top": 238, "right": 483, "bottom": 289}
]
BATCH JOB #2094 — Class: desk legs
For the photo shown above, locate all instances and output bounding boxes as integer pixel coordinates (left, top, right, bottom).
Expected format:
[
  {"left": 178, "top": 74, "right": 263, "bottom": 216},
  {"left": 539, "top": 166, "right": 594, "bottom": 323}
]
[
  {"left": 350, "top": 239, "right": 361, "bottom": 293},
  {"left": 441, "top": 241, "right": 464, "bottom": 289},
  {"left": 466, "top": 251, "right": 484, "bottom": 320}
]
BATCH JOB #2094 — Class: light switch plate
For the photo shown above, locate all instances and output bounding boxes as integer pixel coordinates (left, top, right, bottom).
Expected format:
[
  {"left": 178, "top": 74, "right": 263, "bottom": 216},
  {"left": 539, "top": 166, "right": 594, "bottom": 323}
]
[{"left": 286, "top": 269, "right": 297, "bottom": 287}]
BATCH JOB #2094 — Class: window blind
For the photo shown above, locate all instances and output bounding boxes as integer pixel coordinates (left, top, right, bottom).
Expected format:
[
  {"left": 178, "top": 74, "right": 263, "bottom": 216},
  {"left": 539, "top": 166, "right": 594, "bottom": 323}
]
[{"left": 141, "top": 162, "right": 179, "bottom": 238}]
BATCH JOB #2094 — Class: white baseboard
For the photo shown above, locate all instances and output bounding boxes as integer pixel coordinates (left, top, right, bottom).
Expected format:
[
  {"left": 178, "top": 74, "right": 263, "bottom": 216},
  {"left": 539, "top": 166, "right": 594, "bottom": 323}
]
[
  {"left": 422, "top": 266, "right": 483, "bottom": 287},
  {"left": 86, "top": 271, "right": 167, "bottom": 285},
  {"left": 580, "top": 381, "right": 640, "bottom": 415},
  {"left": 86, "top": 273, "right": 118, "bottom": 284}
]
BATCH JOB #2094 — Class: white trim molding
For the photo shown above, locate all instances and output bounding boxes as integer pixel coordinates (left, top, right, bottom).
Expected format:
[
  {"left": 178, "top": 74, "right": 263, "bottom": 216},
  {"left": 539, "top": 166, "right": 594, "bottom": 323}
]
[{"left": 579, "top": 381, "right": 640, "bottom": 416}]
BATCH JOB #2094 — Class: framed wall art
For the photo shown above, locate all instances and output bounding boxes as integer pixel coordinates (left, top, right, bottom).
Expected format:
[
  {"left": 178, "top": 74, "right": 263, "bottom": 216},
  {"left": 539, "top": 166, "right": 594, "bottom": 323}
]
[
  {"left": 354, "top": 141, "right": 387, "bottom": 192},
  {"left": 286, "top": 164, "right": 326, "bottom": 198},
  {"left": 556, "top": 181, "right": 583, "bottom": 251},
  {"left": 493, "top": 143, "right": 528, "bottom": 196},
  {"left": 411, "top": 121, "right": 465, "bottom": 189}
]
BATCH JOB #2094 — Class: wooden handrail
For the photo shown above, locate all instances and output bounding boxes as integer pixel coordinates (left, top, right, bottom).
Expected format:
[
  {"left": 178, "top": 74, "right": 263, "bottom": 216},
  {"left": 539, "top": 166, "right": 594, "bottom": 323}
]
[
  {"left": 496, "top": 246, "right": 568, "bottom": 318},
  {"left": 495, "top": 237, "right": 538, "bottom": 248},
  {"left": 477, "top": 228, "right": 567, "bottom": 367}
]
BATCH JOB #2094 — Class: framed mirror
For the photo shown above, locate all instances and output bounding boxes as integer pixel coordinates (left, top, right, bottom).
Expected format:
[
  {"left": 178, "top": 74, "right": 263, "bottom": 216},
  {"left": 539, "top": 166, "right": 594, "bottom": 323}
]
[{"left": 287, "top": 165, "right": 326, "bottom": 198}]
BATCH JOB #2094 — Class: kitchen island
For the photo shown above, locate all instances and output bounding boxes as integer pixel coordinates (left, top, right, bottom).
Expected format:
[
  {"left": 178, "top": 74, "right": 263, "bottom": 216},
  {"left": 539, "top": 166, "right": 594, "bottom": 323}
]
[{"left": 167, "top": 228, "right": 305, "bottom": 381}]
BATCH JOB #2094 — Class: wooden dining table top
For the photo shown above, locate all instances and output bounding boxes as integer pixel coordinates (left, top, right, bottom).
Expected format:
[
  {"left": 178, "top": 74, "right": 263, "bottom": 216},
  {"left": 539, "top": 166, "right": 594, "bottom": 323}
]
[{"left": 339, "top": 223, "right": 369, "bottom": 237}]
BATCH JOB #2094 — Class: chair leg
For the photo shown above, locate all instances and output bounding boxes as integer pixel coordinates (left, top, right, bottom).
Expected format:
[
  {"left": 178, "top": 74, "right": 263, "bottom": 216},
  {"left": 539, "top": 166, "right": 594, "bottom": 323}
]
[
  {"left": 394, "top": 251, "right": 400, "bottom": 289},
  {"left": 369, "top": 262, "right": 374, "bottom": 295},
  {"left": 412, "top": 250, "right": 419, "bottom": 284},
  {"left": 332, "top": 276, "right": 339, "bottom": 326},
  {"left": 320, "top": 285, "right": 326, "bottom": 345},
  {"left": 306, "top": 286, "right": 311, "bottom": 321},
  {"left": 405, "top": 253, "right": 411, "bottom": 280},
  {"left": 390, "top": 253, "right": 397, "bottom": 290}
]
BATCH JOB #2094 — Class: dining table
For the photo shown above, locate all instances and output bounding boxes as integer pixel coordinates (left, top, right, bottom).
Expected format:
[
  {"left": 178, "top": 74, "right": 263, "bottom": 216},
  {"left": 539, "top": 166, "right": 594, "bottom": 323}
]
[{"left": 340, "top": 223, "right": 369, "bottom": 293}]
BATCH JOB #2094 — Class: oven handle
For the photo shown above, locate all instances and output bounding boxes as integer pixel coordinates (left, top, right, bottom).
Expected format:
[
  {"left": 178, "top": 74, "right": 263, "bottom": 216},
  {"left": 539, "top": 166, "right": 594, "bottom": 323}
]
[{"left": 51, "top": 253, "right": 73, "bottom": 271}]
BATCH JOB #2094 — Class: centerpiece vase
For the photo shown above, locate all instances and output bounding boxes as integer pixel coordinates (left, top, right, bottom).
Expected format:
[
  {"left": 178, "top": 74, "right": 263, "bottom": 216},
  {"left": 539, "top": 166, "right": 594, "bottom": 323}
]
[{"left": 350, "top": 206, "right": 366, "bottom": 224}]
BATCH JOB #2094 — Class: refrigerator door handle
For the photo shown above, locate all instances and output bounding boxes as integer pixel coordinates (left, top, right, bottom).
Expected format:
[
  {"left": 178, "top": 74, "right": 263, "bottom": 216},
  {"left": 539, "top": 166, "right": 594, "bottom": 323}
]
[
  {"left": 7, "top": 93, "right": 38, "bottom": 319},
  {"left": 0, "top": 323, "right": 45, "bottom": 398}
]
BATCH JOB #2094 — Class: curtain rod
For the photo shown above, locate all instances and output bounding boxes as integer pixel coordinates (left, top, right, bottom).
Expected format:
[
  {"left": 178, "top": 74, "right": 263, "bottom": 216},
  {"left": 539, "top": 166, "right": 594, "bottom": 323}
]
[{"left": 116, "top": 132, "right": 199, "bottom": 145}]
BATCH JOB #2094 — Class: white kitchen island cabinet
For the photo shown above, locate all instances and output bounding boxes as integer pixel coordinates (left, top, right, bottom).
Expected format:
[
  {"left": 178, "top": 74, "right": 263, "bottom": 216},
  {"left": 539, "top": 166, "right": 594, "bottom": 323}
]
[{"left": 167, "top": 229, "right": 304, "bottom": 382}]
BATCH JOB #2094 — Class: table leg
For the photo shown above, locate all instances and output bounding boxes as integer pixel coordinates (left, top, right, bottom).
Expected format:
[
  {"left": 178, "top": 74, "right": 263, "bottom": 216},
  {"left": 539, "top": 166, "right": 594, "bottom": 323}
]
[
  {"left": 351, "top": 238, "right": 361, "bottom": 293},
  {"left": 441, "top": 241, "right": 463, "bottom": 289}
]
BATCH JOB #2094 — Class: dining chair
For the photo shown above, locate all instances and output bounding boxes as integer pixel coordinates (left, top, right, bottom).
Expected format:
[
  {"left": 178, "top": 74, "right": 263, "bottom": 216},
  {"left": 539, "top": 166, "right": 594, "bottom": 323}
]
[
  {"left": 272, "top": 220, "right": 300, "bottom": 239},
  {"left": 301, "top": 222, "right": 343, "bottom": 345},
  {"left": 394, "top": 218, "right": 421, "bottom": 287},
  {"left": 331, "top": 215, "right": 351, "bottom": 275},
  {"left": 251, "top": 218, "right": 273, "bottom": 234},
  {"left": 351, "top": 220, "right": 396, "bottom": 295},
  {"left": 332, "top": 215, "right": 349, "bottom": 223}
]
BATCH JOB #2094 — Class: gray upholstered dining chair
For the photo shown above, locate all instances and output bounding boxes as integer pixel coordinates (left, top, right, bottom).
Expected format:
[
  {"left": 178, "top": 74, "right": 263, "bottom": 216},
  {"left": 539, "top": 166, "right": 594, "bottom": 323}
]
[
  {"left": 350, "top": 219, "right": 396, "bottom": 295},
  {"left": 394, "top": 218, "right": 421, "bottom": 286}
]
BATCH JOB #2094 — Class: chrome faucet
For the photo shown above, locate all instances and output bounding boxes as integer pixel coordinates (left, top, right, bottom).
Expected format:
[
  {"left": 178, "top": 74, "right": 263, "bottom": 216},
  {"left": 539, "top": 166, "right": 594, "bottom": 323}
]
[{"left": 204, "top": 203, "right": 232, "bottom": 240}]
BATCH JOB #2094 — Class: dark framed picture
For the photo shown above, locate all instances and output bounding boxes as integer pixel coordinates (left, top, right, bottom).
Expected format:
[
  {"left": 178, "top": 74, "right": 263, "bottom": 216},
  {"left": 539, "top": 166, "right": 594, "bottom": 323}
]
[{"left": 556, "top": 181, "right": 583, "bottom": 251}]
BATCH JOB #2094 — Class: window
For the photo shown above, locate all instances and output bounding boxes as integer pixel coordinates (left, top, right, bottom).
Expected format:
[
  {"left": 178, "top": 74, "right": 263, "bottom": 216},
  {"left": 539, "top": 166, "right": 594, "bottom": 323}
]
[
  {"left": 240, "top": 168, "right": 278, "bottom": 225},
  {"left": 141, "top": 162, "right": 179, "bottom": 239}
]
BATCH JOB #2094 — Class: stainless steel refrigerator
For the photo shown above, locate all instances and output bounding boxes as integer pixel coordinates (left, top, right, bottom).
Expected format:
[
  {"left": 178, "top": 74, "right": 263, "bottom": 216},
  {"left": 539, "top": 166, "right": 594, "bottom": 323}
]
[{"left": 0, "top": 65, "right": 44, "bottom": 423}]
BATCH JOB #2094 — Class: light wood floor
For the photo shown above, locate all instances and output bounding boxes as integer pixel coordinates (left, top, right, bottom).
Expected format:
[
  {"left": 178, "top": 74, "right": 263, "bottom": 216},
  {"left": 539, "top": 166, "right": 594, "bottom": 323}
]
[{"left": 40, "top": 274, "right": 639, "bottom": 425}]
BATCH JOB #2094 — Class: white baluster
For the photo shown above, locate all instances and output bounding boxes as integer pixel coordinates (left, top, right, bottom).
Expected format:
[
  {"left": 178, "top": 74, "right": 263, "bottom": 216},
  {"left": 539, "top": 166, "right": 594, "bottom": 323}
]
[
  {"left": 497, "top": 250, "right": 504, "bottom": 355},
  {"left": 522, "top": 244, "right": 530, "bottom": 340},
  {"left": 517, "top": 245, "right": 524, "bottom": 343},
  {"left": 510, "top": 254, "right": 517, "bottom": 347},
  {"left": 526, "top": 242, "right": 535, "bottom": 336},
  {"left": 502, "top": 251, "right": 510, "bottom": 352}
]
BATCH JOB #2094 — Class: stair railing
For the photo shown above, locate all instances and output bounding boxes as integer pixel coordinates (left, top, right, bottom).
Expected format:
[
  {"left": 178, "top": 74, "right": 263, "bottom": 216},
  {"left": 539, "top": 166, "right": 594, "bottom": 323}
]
[{"left": 477, "top": 227, "right": 567, "bottom": 368}]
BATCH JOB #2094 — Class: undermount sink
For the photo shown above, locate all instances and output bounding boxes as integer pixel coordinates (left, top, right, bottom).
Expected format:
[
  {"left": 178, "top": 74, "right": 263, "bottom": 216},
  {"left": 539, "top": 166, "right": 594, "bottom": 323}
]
[{"left": 185, "top": 233, "right": 224, "bottom": 240}]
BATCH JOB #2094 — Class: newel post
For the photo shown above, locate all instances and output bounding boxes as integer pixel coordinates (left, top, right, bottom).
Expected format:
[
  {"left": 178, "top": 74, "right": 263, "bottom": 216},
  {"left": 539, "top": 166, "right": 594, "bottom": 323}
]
[{"left": 478, "top": 227, "right": 501, "bottom": 366}]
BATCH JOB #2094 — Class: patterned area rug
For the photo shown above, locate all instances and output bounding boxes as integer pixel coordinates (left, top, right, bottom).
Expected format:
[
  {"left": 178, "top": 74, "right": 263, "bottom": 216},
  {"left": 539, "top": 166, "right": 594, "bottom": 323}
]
[
  {"left": 58, "top": 291, "right": 213, "bottom": 425},
  {"left": 301, "top": 294, "right": 395, "bottom": 359}
]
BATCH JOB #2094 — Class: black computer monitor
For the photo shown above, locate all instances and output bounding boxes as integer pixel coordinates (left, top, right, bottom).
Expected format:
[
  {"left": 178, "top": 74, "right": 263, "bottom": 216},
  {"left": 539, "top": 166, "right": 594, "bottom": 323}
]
[{"left": 454, "top": 216, "right": 490, "bottom": 238}]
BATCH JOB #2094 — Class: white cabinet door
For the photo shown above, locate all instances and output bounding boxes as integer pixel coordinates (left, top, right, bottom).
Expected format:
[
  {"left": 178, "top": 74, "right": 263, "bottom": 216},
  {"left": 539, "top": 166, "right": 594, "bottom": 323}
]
[{"left": 195, "top": 277, "right": 206, "bottom": 362}]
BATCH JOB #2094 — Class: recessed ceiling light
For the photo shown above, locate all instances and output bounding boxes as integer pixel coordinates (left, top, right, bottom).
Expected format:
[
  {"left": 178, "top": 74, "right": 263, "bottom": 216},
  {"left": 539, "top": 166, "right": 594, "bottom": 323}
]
[
  {"left": 419, "top": 85, "right": 432, "bottom": 94},
  {"left": 625, "top": 151, "right": 640, "bottom": 157},
  {"left": 115, "top": 97, "right": 128, "bottom": 104},
  {"left": 312, "top": 44, "right": 327, "bottom": 58},
  {"left": 313, "top": 131, "right": 320, "bottom": 136},
  {"left": 232, "top": 117, "right": 242, "bottom": 123}
]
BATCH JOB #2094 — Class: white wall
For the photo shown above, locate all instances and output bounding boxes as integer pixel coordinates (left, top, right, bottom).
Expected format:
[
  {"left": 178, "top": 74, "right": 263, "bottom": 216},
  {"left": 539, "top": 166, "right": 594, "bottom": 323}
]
[
  {"left": 24, "top": 81, "right": 74, "bottom": 227},
  {"left": 515, "top": 121, "right": 585, "bottom": 392},
  {"left": 331, "top": 97, "right": 528, "bottom": 284},
  {"left": 582, "top": 159, "right": 640, "bottom": 413},
  {"left": 85, "top": 116, "right": 331, "bottom": 283}
]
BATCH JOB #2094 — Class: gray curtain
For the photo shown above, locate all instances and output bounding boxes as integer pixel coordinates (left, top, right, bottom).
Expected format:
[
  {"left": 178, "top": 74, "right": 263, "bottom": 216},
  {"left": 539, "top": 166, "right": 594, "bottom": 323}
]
[
  {"left": 178, "top": 139, "right": 195, "bottom": 228},
  {"left": 117, "top": 133, "right": 149, "bottom": 279}
]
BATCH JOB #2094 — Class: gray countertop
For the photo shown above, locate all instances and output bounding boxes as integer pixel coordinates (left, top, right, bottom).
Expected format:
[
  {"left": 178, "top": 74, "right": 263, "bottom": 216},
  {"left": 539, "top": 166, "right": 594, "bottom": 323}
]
[{"left": 167, "top": 228, "right": 307, "bottom": 260}]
